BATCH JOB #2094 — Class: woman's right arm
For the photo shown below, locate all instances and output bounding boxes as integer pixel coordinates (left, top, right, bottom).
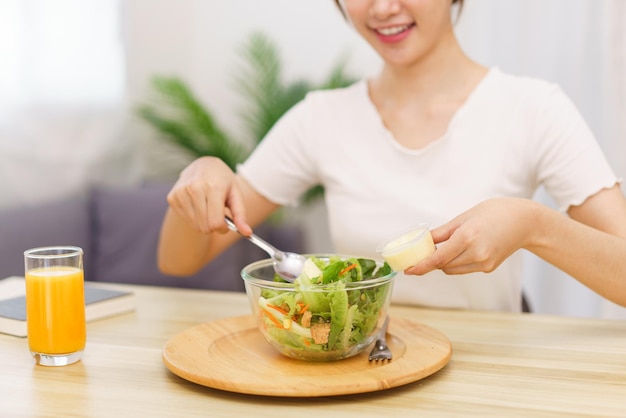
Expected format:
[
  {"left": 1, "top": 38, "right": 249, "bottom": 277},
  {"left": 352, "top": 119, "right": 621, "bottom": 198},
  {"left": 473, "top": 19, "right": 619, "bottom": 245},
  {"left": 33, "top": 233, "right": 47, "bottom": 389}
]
[{"left": 157, "top": 156, "right": 279, "bottom": 276}]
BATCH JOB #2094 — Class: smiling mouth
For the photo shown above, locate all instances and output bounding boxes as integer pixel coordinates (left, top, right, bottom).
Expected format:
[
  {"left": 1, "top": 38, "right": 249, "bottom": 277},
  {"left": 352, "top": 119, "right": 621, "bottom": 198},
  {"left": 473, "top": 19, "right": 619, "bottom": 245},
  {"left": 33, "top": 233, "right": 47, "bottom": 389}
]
[{"left": 375, "top": 23, "right": 415, "bottom": 36}]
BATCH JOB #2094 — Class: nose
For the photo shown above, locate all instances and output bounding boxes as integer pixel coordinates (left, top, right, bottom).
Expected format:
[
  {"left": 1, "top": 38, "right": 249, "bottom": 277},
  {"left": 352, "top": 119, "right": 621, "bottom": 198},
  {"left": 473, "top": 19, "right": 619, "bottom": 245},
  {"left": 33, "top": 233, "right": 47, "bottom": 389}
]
[{"left": 370, "top": 0, "right": 402, "bottom": 19}]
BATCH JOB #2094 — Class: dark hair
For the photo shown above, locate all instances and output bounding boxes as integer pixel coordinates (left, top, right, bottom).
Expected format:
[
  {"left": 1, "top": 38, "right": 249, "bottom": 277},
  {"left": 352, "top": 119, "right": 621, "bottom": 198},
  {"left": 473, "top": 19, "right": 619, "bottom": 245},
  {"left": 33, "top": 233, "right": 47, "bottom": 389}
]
[{"left": 333, "top": 0, "right": 464, "bottom": 19}]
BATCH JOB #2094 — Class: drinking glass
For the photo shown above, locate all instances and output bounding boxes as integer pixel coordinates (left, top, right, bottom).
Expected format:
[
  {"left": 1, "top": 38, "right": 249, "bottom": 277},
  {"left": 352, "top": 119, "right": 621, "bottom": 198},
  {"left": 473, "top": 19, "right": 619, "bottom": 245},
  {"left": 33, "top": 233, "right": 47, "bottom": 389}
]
[{"left": 24, "top": 246, "right": 86, "bottom": 366}]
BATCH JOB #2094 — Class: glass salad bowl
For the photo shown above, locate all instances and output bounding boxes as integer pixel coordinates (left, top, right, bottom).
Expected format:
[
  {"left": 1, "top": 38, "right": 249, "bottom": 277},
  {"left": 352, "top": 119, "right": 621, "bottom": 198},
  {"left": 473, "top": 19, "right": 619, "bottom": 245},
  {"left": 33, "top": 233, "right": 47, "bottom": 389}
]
[{"left": 241, "top": 254, "right": 396, "bottom": 361}]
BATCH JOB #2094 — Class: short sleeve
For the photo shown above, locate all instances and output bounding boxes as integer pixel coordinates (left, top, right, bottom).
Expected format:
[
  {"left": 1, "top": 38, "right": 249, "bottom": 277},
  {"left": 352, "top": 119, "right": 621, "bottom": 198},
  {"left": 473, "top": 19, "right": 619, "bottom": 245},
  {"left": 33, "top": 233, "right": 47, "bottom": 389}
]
[{"left": 531, "top": 85, "right": 618, "bottom": 211}]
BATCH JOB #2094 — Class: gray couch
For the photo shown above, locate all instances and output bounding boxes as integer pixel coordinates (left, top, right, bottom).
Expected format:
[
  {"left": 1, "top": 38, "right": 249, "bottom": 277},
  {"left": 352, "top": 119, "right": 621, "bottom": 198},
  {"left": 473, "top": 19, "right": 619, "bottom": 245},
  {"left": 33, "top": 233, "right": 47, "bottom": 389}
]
[{"left": 0, "top": 183, "right": 304, "bottom": 292}]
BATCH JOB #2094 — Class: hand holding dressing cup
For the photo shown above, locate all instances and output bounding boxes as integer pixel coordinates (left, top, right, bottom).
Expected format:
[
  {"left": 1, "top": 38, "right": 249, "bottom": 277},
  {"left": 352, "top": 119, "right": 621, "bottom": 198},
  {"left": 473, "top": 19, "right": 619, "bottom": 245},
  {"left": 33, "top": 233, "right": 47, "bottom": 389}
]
[
  {"left": 377, "top": 223, "right": 436, "bottom": 271},
  {"left": 24, "top": 246, "right": 86, "bottom": 366}
]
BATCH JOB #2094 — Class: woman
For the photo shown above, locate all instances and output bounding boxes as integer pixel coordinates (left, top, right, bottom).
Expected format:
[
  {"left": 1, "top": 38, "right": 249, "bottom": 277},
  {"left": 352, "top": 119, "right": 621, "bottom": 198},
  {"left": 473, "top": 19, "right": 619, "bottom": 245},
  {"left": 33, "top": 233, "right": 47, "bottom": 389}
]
[{"left": 158, "top": 0, "right": 626, "bottom": 311}]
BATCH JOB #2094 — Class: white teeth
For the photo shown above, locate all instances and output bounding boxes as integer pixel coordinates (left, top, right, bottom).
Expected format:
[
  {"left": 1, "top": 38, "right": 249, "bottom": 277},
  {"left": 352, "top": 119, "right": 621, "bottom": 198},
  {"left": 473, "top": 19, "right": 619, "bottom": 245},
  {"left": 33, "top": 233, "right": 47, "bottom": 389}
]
[{"left": 377, "top": 25, "right": 411, "bottom": 36}]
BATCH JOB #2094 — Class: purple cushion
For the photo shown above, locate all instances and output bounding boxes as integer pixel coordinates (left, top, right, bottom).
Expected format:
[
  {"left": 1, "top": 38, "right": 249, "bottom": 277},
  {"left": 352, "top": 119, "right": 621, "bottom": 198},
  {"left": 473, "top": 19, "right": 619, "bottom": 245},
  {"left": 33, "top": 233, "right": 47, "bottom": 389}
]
[
  {"left": 89, "top": 183, "right": 248, "bottom": 291},
  {"left": 0, "top": 197, "right": 91, "bottom": 279}
]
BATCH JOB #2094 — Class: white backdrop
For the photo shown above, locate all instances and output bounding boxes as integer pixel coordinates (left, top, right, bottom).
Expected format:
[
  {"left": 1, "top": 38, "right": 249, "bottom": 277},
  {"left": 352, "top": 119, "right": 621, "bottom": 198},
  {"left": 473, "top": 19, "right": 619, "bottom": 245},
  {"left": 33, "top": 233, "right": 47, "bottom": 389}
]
[{"left": 0, "top": 0, "right": 138, "bottom": 209}]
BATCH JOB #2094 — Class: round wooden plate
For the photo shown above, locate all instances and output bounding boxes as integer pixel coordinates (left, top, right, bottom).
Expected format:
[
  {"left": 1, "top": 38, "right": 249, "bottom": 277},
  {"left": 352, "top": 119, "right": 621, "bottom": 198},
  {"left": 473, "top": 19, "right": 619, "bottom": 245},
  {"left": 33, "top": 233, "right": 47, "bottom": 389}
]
[{"left": 162, "top": 315, "right": 452, "bottom": 397}]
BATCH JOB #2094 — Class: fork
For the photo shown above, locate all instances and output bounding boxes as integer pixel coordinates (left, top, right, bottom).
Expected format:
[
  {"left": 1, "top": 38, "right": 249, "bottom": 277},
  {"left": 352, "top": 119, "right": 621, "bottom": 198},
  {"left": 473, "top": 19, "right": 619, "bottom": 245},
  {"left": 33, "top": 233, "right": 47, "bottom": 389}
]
[{"left": 368, "top": 316, "right": 392, "bottom": 362}]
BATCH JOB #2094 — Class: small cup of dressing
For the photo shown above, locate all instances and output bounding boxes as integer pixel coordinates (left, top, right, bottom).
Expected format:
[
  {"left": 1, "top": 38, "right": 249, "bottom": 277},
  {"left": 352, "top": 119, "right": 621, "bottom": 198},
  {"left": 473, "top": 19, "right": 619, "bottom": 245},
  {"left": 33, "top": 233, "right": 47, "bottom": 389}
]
[{"left": 377, "top": 223, "right": 436, "bottom": 271}]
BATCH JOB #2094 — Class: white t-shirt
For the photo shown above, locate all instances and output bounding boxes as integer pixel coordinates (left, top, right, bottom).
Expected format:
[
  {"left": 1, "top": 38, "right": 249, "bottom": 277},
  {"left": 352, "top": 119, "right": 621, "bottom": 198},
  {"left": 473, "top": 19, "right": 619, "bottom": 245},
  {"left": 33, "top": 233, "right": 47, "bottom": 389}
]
[{"left": 238, "top": 67, "right": 618, "bottom": 312}]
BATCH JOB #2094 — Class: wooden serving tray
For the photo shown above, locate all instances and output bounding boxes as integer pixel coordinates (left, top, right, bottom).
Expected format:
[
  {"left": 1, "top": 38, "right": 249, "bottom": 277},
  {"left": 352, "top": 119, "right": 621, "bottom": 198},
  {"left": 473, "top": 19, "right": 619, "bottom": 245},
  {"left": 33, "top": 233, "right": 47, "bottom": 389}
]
[{"left": 162, "top": 315, "right": 452, "bottom": 397}]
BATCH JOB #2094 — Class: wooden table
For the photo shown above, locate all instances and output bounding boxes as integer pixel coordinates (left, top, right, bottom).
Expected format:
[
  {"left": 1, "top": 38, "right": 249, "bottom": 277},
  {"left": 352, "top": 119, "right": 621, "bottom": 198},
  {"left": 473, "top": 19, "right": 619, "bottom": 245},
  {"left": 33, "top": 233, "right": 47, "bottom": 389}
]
[{"left": 1, "top": 282, "right": 625, "bottom": 417}]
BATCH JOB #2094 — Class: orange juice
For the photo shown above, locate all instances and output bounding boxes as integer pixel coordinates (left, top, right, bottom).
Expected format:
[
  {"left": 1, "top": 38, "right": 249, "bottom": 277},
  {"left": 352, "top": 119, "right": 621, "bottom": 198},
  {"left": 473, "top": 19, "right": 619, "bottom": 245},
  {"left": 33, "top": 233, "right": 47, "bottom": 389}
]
[{"left": 26, "top": 266, "right": 86, "bottom": 354}]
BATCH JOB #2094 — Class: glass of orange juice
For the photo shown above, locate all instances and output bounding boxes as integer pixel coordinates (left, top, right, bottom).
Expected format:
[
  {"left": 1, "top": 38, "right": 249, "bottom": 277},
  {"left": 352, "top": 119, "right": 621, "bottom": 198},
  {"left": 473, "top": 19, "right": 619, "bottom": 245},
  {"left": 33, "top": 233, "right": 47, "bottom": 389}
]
[{"left": 24, "top": 246, "right": 86, "bottom": 366}]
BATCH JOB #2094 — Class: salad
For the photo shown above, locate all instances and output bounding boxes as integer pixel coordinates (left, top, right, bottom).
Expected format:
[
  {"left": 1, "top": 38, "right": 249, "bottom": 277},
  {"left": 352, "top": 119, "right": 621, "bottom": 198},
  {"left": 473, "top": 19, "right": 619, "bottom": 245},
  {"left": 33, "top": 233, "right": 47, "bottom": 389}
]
[{"left": 256, "top": 256, "right": 393, "bottom": 356}]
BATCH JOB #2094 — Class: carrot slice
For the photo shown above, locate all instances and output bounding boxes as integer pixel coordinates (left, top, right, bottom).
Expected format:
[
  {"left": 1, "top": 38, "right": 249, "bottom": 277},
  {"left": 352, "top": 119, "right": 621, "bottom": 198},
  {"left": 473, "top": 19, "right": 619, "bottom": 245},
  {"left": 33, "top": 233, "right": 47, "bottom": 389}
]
[
  {"left": 339, "top": 263, "right": 358, "bottom": 276},
  {"left": 267, "top": 303, "right": 289, "bottom": 316},
  {"left": 261, "top": 308, "right": 284, "bottom": 328}
]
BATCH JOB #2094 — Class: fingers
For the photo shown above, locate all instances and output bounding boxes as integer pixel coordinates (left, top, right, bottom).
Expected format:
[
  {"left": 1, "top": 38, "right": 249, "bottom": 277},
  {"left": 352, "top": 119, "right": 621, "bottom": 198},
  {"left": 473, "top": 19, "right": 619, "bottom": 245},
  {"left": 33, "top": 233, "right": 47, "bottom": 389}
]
[
  {"left": 226, "top": 184, "right": 252, "bottom": 236},
  {"left": 430, "top": 214, "right": 465, "bottom": 244},
  {"left": 405, "top": 220, "right": 499, "bottom": 276},
  {"left": 204, "top": 181, "right": 235, "bottom": 234},
  {"left": 404, "top": 218, "right": 466, "bottom": 275},
  {"left": 167, "top": 179, "right": 212, "bottom": 233},
  {"left": 404, "top": 238, "right": 466, "bottom": 276},
  {"left": 429, "top": 225, "right": 453, "bottom": 245},
  {"left": 166, "top": 157, "right": 251, "bottom": 236},
  {"left": 404, "top": 243, "right": 490, "bottom": 276}
]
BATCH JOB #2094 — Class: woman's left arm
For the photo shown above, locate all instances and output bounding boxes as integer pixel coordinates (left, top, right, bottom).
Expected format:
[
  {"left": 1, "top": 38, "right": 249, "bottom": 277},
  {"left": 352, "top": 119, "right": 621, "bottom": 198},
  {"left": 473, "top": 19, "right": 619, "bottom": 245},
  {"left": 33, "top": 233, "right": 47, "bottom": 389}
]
[{"left": 406, "top": 185, "right": 626, "bottom": 307}]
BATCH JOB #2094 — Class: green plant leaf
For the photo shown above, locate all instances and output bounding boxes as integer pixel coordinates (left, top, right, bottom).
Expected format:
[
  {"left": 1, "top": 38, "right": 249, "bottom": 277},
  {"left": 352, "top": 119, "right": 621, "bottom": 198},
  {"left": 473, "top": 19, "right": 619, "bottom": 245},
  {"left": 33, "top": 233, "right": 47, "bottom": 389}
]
[
  {"left": 233, "top": 31, "right": 289, "bottom": 144},
  {"left": 138, "top": 76, "right": 250, "bottom": 170}
]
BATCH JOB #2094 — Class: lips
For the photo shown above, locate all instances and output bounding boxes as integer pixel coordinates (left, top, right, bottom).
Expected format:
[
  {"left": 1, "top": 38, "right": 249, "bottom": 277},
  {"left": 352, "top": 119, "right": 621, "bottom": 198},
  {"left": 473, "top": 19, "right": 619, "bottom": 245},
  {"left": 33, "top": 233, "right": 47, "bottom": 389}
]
[{"left": 373, "top": 23, "right": 415, "bottom": 43}]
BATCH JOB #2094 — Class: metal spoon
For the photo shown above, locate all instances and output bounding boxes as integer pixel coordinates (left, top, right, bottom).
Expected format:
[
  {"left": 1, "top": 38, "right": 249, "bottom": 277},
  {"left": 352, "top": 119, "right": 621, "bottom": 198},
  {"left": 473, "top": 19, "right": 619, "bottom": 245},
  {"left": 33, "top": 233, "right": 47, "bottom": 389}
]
[{"left": 224, "top": 216, "right": 305, "bottom": 282}]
